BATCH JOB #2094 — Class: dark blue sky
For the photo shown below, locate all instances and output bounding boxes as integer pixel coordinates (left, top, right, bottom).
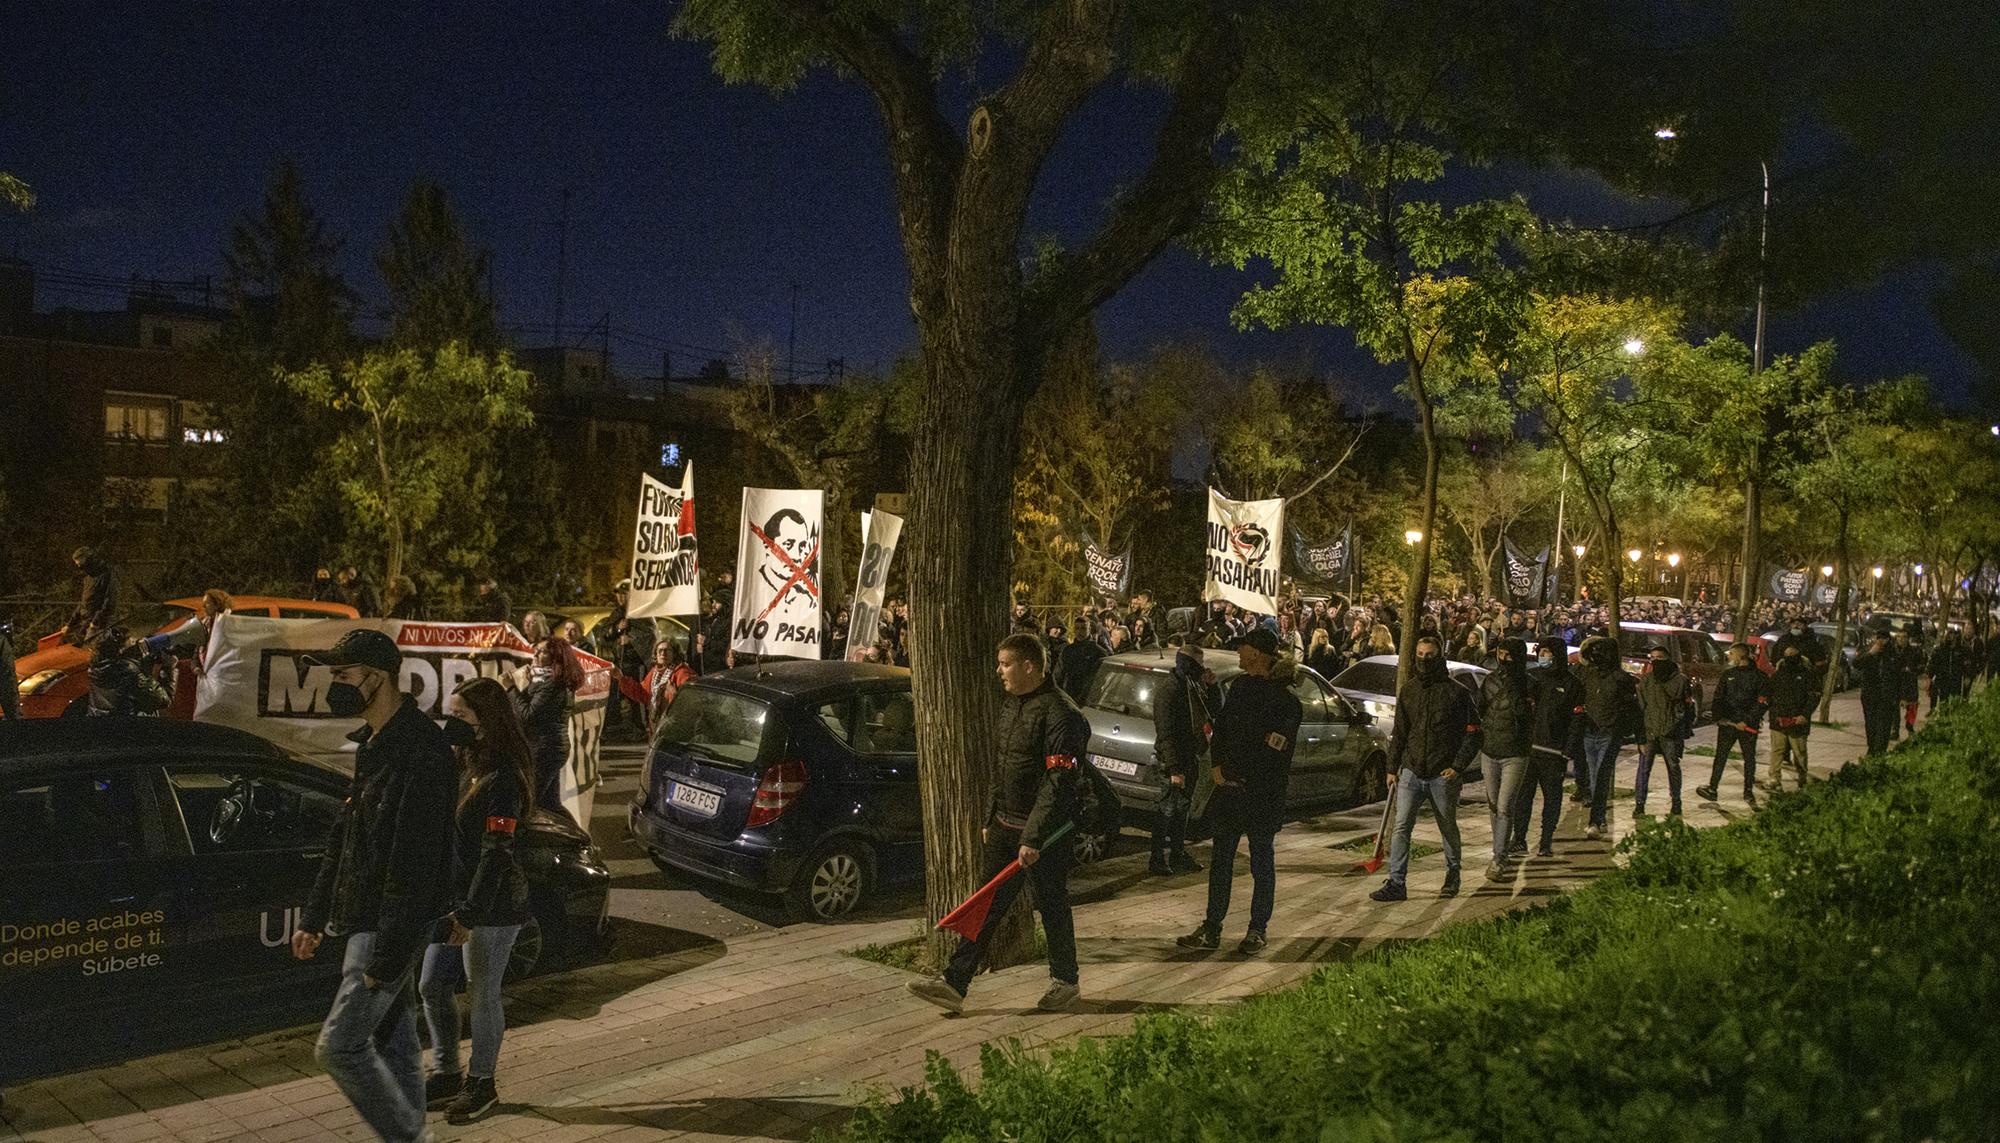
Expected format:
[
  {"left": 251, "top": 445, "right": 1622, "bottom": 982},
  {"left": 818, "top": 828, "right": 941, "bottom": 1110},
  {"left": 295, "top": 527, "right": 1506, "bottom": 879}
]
[{"left": 0, "top": 1, "right": 1976, "bottom": 403}]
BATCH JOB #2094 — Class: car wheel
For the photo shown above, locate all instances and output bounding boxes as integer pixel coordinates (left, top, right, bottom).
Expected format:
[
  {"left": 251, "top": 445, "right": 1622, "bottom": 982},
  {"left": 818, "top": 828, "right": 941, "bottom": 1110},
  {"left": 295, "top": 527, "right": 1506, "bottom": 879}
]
[
  {"left": 1071, "top": 825, "right": 1114, "bottom": 865},
  {"left": 504, "top": 913, "right": 546, "bottom": 983},
  {"left": 1351, "top": 753, "right": 1388, "bottom": 804},
  {"left": 785, "top": 840, "right": 871, "bottom": 922}
]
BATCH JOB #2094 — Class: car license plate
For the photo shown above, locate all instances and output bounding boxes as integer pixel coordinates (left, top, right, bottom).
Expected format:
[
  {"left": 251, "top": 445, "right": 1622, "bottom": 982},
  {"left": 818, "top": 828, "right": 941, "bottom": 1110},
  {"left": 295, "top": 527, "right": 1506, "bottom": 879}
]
[
  {"left": 1091, "top": 755, "right": 1140, "bottom": 778},
  {"left": 668, "top": 781, "right": 722, "bottom": 818}
]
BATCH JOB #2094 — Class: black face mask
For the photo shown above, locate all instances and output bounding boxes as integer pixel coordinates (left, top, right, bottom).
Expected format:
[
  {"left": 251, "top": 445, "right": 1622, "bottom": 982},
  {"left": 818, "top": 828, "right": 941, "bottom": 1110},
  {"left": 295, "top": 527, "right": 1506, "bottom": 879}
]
[
  {"left": 326, "top": 681, "right": 368, "bottom": 718},
  {"left": 1417, "top": 655, "right": 1447, "bottom": 682},
  {"left": 1651, "top": 658, "right": 1677, "bottom": 679},
  {"left": 441, "top": 716, "right": 479, "bottom": 748}
]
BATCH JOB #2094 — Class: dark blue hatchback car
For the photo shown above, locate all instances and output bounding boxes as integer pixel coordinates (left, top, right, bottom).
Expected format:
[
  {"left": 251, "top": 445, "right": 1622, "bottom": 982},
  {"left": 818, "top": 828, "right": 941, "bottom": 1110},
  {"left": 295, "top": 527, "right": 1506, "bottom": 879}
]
[{"left": 627, "top": 661, "right": 923, "bottom": 921}]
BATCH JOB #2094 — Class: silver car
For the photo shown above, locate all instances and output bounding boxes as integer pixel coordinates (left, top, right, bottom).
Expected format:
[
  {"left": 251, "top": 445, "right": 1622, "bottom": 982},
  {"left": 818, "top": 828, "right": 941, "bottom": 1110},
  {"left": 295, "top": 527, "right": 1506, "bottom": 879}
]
[
  {"left": 1077, "top": 651, "right": 1393, "bottom": 831},
  {"left": 1327, "top": 654, "right": 1488, "bottom": 725}
]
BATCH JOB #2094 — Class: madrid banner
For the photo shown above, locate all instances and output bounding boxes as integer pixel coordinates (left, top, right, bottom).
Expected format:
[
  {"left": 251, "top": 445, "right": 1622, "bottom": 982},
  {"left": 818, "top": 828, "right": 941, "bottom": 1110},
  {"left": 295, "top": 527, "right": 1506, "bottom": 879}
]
[
  {"left": 193, "top": 616, "right": 610, "bottom": 827},
  {"left": 1203, "top": 488, "right": 1284, "bottom": 615},
  {"left": 1081, "top": 538, "right": 1133, "bottom": 602},
  {"left": 846, "top": 510, "right": 904, "bottom": 661},
  {"left": 732, "top": 487, "right": 825, "bottom": 659},
  {"left": 627, "top": 463, "right": 700, "bottom": 617}
]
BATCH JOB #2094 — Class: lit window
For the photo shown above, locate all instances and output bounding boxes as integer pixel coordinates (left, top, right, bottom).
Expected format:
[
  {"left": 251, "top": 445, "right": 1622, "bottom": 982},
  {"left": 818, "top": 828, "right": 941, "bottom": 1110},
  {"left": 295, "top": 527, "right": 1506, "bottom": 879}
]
[{"left": 104, "top": 400, "right": 170, "bottom": 442}]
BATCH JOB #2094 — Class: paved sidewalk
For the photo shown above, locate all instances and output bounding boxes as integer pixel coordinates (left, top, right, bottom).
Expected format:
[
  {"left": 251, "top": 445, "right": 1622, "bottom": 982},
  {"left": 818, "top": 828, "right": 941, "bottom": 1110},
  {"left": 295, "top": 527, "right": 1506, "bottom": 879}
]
[{"left": 1, "top": 694, "right": 1875, "bottom": 1143}]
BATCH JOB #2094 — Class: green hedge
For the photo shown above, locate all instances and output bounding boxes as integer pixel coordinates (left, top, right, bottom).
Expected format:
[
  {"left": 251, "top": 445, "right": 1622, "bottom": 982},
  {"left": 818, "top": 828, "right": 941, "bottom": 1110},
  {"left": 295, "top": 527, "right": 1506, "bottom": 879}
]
[{"left": 833, "top": 694, "right": 2000, "bottom": 1142}]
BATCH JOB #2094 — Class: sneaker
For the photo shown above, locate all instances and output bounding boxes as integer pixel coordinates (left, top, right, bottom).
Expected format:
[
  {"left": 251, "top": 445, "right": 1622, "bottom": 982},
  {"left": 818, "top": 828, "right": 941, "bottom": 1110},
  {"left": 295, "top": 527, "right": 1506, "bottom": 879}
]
[
  {"left": 1368, "top": 881, "right": 1407, "bottom": 902},
  {"left": 1237, "top": 929, "right": 1268, "bottom": 955},
  {"left": 1694, "top": 785, "right": 1717, "bottom": 801},
  {"left": 1484, "top": 859, "right": 1506, "bottom": 883},
  {"left": 1536, "top": 841, "right": 1555, "bottom": 858},
  {"left": 1440, "top": 869, "right": 1461, "bottom": 898},
  {"left": 424, "top": 1071, "right": 463, "bottom": 1109},
  {"left": 1036, "top": 980, "right": 1080, "bottom": 1012},
  {"left": 1669, "top": 804, "right": 1683, "bottom": 816},
  {"left": 1505, "top": 840, "right": 1528, "bottom": 858},
  {"left": 907, "top": 976, "right": 965, "bottom": 1014},
  {"left": 1147, "top": 857, "right": 1173, "bottom": 876},
  {"left": 1167, "top": 853, "right": 1203, "bottom": 874},
  {"left": 1584, "top": 823, "right": 1602, "bottom": 841},
  {"left": 1175, "top": 924, "right": 1219, "bottom": 950},
  {"left": 444, "top": 1076, "right": 497, "bottom": 1126}
]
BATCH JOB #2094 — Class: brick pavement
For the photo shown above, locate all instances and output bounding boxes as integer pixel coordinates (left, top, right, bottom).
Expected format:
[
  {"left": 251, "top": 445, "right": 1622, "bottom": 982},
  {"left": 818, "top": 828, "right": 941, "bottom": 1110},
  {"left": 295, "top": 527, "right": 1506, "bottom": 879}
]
[{"left": 1, "top": 693, "right": 1873, "bottom": 1143}]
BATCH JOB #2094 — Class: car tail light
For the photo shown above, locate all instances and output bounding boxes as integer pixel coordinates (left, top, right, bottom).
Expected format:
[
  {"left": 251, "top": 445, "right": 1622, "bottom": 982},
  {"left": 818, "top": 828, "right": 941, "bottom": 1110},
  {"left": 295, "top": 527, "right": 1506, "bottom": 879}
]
[{"left": 744, "top": 759, "right": 808, "bottom": 828}]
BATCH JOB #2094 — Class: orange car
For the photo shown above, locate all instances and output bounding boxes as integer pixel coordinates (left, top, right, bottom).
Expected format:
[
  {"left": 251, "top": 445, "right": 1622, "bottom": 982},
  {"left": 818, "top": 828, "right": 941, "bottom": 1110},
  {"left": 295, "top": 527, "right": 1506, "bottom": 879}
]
[{"left": 12, "top": 596, "right": 360, "bottom": 719}]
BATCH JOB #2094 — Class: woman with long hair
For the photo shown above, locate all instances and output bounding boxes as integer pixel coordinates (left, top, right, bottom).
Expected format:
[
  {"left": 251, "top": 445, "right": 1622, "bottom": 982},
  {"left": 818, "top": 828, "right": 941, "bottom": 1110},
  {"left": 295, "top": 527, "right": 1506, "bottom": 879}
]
[
  {"left": 1367, "top": 622, "right": 1397, "bottom": 657},
  {"left": 421, "top": 676, "right": 533, "bottom": 1126},
  {"left": 1305, "top": 627, "right": 1341, "bottom": 678},
  {"left": 515, "top": 637, "right": 578, "bottom": 813}
]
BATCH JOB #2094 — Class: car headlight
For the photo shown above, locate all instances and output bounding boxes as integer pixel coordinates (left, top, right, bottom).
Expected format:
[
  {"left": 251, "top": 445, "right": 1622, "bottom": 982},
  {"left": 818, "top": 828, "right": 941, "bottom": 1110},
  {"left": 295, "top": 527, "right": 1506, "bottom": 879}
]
[{"left": 20, "top": 670, "right": 66, "bottom": 695}]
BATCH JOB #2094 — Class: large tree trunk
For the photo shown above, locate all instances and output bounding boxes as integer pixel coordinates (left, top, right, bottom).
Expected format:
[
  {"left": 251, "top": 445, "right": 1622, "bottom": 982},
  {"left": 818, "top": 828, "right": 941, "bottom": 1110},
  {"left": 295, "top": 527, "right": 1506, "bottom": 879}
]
[
  {"left": 1817, "top": 506, "right": 1851, "bottom": 723},
  {"left": 908, "top": 321, "right": 1034, "bottom": 969},
  {"left": 1395, "top": 355, "right": 1440, "bottom": 688}
]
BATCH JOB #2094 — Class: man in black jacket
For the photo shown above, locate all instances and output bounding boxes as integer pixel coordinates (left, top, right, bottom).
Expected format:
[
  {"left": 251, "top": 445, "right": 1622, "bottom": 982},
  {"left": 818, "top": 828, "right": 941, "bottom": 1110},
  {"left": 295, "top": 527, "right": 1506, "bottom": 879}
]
[
  {"left": 291, "top": 629, "right": 455, "bottom": 1143},
  {"left": 1176, "top": 628, "right": 1302, "bottom": 953},
  {"left": 1633, "top": 647, "right": 1697, "bottom": 816},
  {"left": 1149, "top": 635, "right": 1219, "bottom": 875},
  {"left": 1474, "top": 638, "right": 1534, "bottom": 881},
  {"left": 910, "top": 634, "right": 1087, "bottom": 1015},
  {"left": 1511, "top": 642, "right": 1582, "bottom": 857},
  {"left": 1051, "top": 622, "right": 1106, "bottom": 702},
  {"left": 1697, "top": 643, "right": 1769, "bottom": 803},
  {"left": 65, "top": 546, "right": 119, "bottom": 645},
  {"left": 1576, "top": 636, "right": 1638, "bottom": 840},
  {"left": 1369, "top": 635, "right": 1479, "bottom": 902},
  {"left": 1767, "top": 644, "right": 1817, "bottom": 791},
  {"left": 1853, "top": 630, "right": 1901, "bottom": 755}
]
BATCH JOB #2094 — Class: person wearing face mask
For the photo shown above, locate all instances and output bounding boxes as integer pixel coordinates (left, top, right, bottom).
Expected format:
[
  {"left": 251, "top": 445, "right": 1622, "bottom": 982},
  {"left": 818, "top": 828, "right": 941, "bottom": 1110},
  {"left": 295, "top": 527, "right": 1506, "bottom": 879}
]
[
  {"left": 1510, "top": 642, "right": 1583, "bottom": 857},
  {"left": 515, "top": 637, "right": 579, "bottom": 815},
  {"left": 291, "top": 629, "right": 455, "bottom": 1143},
  {"left": 1472, "top": 638, "right": 1534, "bottom": 881},
  {"left": 1770, "top": 618, "right": 1827, "bottom": 680},
  {"left": 1634, "top": 647, "right": 1698, "bottom": 816},
  {"left": 1575, "top": 636, "right": 1638, "bottom": 840},
  {"left": 1697, "top": 643, "right": 1770, "bottom": 804},
  {"left": 1851, "top": 631, "right": 1901, "bottom": 756},
  {"left": 1766, "top": 644, "right": 1817, "bottom": 791},
  {"left": 1369, "top": 635, "right": 1480, "bottom": 902},
  {"left": 420, "top": 677, "right": 532, "bottom": 1126},
  {"left": 1891, "top": 629, "right": 1923, "bottom": 737},
  {"left": 1150, "top": 634, "right": 1220, "bottom": 876}
]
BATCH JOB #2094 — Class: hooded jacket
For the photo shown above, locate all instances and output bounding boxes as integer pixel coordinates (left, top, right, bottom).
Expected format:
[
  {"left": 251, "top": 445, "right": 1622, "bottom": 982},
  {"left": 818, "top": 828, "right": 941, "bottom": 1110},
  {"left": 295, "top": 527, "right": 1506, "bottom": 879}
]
[
  {"left": 1151, "top": 649, "right": 1220, "bottom": 783},
  {"left": 1210, "top": 657, "right": 1304, "bottom": 834},
  {"left": 1529, "top": 659, "right": 1585, "bottom": 758},
  {"left": 1768, "top": 655, "right": 1817, "bottom": 733},
  {"left": 1388, "top": 658, "right": 1482, "bottom": 780},
  {"left": 1475, "top": 656, "right": 1536, "bottom": 758},
  {"left": 1637, "top": 659, "right": 1697, "bottom": 740},
  {"left": 85, "top": 652, "right": 168, "bottom": 716},
  {"left": 1576, "top": 638, "right": 1638, "bottom": 736},
  {"left": 1711, "top": 663, "right": 1770, "bottom": 731}
]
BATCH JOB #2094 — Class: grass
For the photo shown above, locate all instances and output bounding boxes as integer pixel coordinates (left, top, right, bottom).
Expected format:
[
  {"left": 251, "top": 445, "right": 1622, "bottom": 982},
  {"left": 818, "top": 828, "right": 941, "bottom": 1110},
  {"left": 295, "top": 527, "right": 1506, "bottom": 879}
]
[{"left": 828, "top": 690, "right": 2000, "bottom": 1143}]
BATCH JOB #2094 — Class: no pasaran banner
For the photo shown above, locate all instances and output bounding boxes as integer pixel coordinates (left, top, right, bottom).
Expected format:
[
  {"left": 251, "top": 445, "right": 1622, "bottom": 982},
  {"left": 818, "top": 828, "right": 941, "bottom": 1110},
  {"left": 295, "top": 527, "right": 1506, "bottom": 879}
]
[
  {"left": 1203, "top": 488, "right": 1284, "bottom": 615},
  {"left": 732, "top": 487, "right": 825, "bottom": 659},
  {"left": 628, "top": 464, "right": 700, "bottom": 618}
]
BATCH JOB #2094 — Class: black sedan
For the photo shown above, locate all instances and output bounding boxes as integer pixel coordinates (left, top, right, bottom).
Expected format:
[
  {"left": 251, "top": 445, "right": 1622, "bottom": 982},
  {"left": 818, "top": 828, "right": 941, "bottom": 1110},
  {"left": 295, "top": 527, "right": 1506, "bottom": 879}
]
[{"left": 0, "top": 718, "right": 610, "bottom": 1084}]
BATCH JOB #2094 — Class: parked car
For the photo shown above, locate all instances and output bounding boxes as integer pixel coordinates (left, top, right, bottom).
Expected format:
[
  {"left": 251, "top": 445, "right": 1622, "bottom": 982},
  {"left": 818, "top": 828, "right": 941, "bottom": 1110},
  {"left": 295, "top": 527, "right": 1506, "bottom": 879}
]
[
  {"left": 1809, "top": 622, "right": 1862, "bottom": 689},
  {"left": 1327, "top": 653, "right": 1488, "bottom": 727},
  {"left": 632, "top": 661, "right": 962, "bottom": 922},
  {"left": 1077, "top": 651, "right": 1394, "bottom": 832},
  {"left": 0, "top": 717, "right": 609, "bottom": 1084},
  {"left": 13, "top": 596, "right": 360, "bottom": 720}
]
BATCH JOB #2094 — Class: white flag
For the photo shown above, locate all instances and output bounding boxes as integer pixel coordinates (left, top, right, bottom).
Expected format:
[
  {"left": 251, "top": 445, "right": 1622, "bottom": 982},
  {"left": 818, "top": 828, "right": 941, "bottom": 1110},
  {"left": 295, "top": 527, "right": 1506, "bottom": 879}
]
[
  {"left": 732, "top": 487, "right": 825, "bottom": 659},
  {"left": 1203, "top": 488, "right": 1284, "bottom": 615},
  {"left": 846, "top": 511, "right": 903, "bottom": 661},
  {"left": 628, "top": 464, "right": 700, "bottom": 618}
]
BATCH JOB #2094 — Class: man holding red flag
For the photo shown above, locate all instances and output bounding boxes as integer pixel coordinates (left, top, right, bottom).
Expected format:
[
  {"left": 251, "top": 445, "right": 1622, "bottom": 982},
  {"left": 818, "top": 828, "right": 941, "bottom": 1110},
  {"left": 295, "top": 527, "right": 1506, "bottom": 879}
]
[{"left": 909, "top": 633, "right": 1088, "bottom": 1015}]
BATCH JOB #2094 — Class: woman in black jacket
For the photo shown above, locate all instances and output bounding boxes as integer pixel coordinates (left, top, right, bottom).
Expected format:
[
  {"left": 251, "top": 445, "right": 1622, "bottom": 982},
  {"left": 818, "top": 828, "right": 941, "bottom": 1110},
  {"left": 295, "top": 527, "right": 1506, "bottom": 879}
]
[
  {"left": 421, "top": 676, "right": 533, "bottom": 1125},
  {"left": 515, "top": 637, "right": 577, "bottom": 814}
]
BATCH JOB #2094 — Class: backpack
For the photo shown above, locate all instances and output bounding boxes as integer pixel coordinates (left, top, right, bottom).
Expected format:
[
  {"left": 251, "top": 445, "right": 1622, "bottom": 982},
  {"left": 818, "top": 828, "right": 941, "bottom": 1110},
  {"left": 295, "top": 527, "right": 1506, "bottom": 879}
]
[{"left": 1074, "top": 755, "right": 1123, "bottom": 839}]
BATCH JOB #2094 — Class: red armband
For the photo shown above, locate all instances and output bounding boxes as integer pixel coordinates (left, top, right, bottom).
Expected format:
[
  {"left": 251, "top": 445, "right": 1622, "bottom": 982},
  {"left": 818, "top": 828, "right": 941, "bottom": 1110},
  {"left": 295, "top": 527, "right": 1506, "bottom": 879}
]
[
  {"left": 1045, "top": 754, "right": 1077, "bottom": 771},
  {"left": 485, "top": 816, "right": 518, "bottom": 834}
]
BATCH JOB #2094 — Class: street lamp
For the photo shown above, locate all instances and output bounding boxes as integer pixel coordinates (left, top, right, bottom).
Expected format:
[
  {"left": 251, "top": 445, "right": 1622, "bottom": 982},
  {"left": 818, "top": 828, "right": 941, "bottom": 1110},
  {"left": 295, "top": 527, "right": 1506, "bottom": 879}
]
[
  {"left": 1653, "top": 126, "right": 1678, "bottom": 140},
  {"left": 1627, "top": 548, "right": 1643, "bottom": 564},
  {"left": 1404, "top": 529, "right": 1423, "bottom": 545},
  {"left": 1622, "top": 337, "right": 1646, "bottom": 356},
  {"left": 1821, "top": 564, "right": 1834, "bottom": 578},
  {"left": 1872, "top": 565, "right": 1884, "bottom": 603}
]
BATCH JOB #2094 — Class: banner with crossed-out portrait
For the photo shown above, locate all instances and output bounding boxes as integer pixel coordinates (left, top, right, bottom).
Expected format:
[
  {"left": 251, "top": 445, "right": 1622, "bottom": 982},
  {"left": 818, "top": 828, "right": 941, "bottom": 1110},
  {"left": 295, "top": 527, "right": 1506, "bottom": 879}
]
[{"left": 731, "top": 487, "right": 825, "bottom": 659}]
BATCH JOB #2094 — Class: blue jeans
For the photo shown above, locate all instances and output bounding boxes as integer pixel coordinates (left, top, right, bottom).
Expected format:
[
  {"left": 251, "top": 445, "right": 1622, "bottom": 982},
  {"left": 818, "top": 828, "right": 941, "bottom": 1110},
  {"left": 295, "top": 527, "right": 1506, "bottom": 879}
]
[
  {"left": 1480, "top": 755, "right": 1526, "bottom": 862},
  {"left": 420, "top": 924, "right": 522, "bottom": 1079},
  {"left": 1582, "top": 731, "right": 1622, "bottom": 827},
  {"left": 1634, "top": 736, "right": 1684, "bottom": 812},
  {"left": 314, "top": 931, "right": 426, "bottom": 1143},
  {"left": 1204, "top": 826, "right": 1276, "bottom": 932},
  {"left": 1386, "top": 768, "right": 1462, "bottom": 887}
]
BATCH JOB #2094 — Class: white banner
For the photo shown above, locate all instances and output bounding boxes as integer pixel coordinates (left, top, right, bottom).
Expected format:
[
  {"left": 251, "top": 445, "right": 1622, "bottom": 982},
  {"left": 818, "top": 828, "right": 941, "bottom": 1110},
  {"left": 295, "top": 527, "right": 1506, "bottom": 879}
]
[
  {"left": 193, "top": 616, "right": 609, "bottom": 828},
  {"left": 1203, "top": 488, "right": 1284, "bottom": 615},
  {"left": 846, "top": 510, "right": 903, "bottom": 661},
  {"left": 628, "top": 464, "right": 700, "bottom": 618},
  {"left": 731, "top": 487, "right": 825, "bottom": 659}
]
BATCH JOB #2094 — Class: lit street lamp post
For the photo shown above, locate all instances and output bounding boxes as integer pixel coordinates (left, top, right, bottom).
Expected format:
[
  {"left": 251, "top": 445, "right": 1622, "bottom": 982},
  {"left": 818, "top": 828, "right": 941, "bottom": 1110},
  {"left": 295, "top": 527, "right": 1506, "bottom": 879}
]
[{"left": 1573, "top": 543, "right": 1587, "bottom": 603}]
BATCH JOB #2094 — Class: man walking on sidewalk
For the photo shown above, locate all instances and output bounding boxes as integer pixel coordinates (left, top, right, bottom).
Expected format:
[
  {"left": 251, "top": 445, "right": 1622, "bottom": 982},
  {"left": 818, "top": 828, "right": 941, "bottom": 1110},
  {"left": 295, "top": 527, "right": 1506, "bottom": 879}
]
[
  {"left": 1576, "top": 636, "right": 1638, "bottom": 840},
  {"left": 1512, "top": 642, "right": 1583, "bottom": 857},
  {"left": 1853, "top": 630, "right": 1901, "bottom": 755},
  {"left": 1149, "top": 635, "right": 1219, "bottom": 876},
  {"left": 1697, "top": 642, "right": 1769, "bottom": 803},
  {"left": 1176, "top": 628, "right": 1302, "bottom": 953},
  {"left": 292, "top": 630, "right": 456, "bottom": 1143},
  {"left": 1633, "top": 646, "right": 1698, "bottom": 816},
  {"left": 1767, "top": 644, "right": 1816, "bottom": 791},
  {"left": 1369, "top": 635, "right": 1480, "bottom": 902},
  {"left": 910, "top": 634, "right": 1086, "bottom": 1015},
  {"left": 1473, "top": 638, "right": 1534, "bottom": 881}
]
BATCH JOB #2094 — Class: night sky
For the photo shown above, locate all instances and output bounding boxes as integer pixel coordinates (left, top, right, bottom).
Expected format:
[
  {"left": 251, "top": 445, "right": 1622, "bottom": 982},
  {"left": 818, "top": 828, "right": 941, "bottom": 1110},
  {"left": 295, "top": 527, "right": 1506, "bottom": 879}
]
[{"left": 1, "top": 1, "right": 1978, "bottom": 405}]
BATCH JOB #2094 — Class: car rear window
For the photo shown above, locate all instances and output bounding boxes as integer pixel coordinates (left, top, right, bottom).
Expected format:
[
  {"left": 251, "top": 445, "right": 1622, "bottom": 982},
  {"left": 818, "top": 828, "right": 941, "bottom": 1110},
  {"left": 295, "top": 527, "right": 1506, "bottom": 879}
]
[
  {"left": 651, "top": 686, "right": 774, "bottom": 769},
  {"left": 1331, "top": 661, "right": 1399, "bottom": 697},
  {"left": 1085, "top": 665, "right": 1162, "bottom": 719},
  {"left": 1616, "top": 630, "right": 1675, "bottom": 657}
]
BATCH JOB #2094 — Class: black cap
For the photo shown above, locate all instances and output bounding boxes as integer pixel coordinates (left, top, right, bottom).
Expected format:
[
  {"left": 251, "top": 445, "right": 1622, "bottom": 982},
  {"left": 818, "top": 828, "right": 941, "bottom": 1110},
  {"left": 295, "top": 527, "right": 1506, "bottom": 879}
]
[
  {"left": 1230, "top": 627, "right": 1281, "bottom": 656},
  {"left": 303, "top": 629, "right": 402, "bottom": 675}
]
